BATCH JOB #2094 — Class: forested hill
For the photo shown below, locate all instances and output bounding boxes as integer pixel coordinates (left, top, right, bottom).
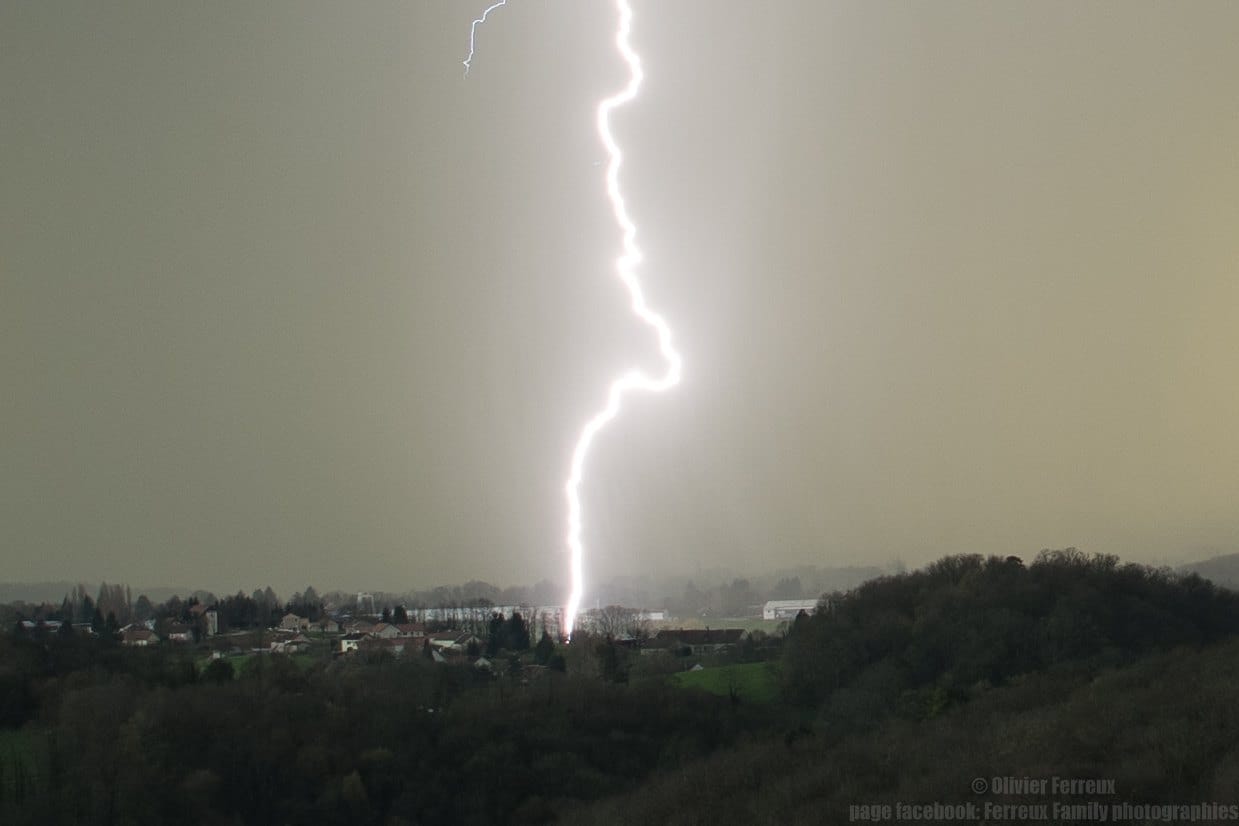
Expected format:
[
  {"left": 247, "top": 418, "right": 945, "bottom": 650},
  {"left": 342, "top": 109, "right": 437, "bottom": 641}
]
[
  {"left": 579, "top": 550, "right": 1239, "bottom": 822},
  {"left": 782, "top": 548, "right": 1239, "bottom": 717}
]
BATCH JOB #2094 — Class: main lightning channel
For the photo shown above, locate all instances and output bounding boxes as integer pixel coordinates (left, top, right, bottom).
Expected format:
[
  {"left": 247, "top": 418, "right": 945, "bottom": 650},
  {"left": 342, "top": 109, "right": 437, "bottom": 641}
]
[
  {"left": 564, "top": 0, "right": 682, "bottom": 638},
  {"left": 462, "top": 0, "right": 508, "bottom": 77}
]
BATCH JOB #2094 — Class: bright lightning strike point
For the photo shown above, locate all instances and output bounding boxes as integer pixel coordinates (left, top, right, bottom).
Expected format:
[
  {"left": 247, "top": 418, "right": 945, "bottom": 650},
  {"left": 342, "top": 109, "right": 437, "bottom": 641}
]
[
  {"left": 564, "top": 0, "right": 682, "bottom": 638},
  {"left": 462, "top": 0, "right": 508, "bottom": 78},
  {"left": 461, "top": 0, "right": 681, "bottom": 640}
]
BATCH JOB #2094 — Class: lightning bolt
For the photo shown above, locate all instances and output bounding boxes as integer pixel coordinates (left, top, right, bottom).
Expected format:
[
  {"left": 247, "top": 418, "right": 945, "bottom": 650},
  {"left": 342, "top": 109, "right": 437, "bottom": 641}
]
[
  {"left": 462, "top": 0, "right": 508, "bottom": 78},
  {"left": 563, "top": 0, "right": 681, "bottom": 637},
  {"left": 462, "top": 0, "right": 681, "bottom": 640}
]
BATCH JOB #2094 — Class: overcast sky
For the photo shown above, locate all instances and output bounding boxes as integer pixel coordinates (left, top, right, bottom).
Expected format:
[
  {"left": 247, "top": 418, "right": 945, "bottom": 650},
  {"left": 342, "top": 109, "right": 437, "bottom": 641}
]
[{"left": 4, "top": 1, "right": 1239, "bottom": 597}]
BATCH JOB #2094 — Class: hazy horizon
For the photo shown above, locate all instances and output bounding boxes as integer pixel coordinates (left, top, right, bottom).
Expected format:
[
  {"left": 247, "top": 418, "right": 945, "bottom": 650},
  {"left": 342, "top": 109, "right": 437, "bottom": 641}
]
[
  {"left": 6, "top": 2, "right": 1239, "bottom": 599},
  {"left": 5, "top": 547, "right": 1236, "bottom": 609}
]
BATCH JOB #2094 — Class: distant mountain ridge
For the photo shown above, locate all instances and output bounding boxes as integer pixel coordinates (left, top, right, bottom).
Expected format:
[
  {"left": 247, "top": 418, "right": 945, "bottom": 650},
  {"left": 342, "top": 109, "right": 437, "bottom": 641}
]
[{"left": 1180, "top": 552, "right": 1239, "bottom": 590}]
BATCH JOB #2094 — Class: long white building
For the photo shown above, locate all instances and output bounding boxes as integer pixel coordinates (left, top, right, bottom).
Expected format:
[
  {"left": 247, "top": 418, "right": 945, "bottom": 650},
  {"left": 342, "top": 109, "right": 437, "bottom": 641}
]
[{"left": 762, "top": 599, "right": 821, "bottom": 620}]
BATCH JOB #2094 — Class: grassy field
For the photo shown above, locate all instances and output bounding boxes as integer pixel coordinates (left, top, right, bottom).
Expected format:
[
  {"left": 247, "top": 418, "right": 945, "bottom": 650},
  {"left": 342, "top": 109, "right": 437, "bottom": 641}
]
[{"left": 668, "top": 661, "right": 781, "bottom": 704}]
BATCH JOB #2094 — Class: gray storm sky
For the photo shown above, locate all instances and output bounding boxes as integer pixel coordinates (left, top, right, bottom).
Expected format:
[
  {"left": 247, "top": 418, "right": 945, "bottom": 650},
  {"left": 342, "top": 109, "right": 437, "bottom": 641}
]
[{"left": 4, "top": 1, "right": 1239, "bottom": 596}]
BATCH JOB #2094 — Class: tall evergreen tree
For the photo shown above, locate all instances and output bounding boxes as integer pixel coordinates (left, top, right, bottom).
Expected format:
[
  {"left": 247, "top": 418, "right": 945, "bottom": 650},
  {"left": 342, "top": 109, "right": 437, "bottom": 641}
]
[
  {"left": 534, "top": 630, "right": 554, "bottom": 665},
  {"left": 505, "top": 612, "right": 530, "bottom": 651}
]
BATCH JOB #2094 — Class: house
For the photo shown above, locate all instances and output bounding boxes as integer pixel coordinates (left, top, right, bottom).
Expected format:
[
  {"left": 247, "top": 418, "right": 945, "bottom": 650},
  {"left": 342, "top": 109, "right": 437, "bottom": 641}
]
[
  {"left": 428, "top": 632, "right": 480, "bottom": 653},
  {"left": 271, "top": 634, "right": 313, "bottom": 655},
  {"left": 338, "top": 632, "right": 368, "bottom": 654},
  {"left": 166, "top": 624, "right": 194, "bottom": 643},
  {"left": 651, "top": 628, "right": 744, "bottom": 656},
  {"left": 189, "top": 604, "right": 220, "bottom": 636},
  {"left": 280, "top": 612, "right": 310, "bottom": 631},
  {"left": 370, "top": 622, "right": 400, "bottom": 640},
  {"left": 395, "top": 623, "right": 426, "bottom": 638},
  {"left": 19, "top": 620, "right": 64, "bottom": 634},
  {"left": 122, "top": 627, "right": 160, "bottom": 647},
  {"left": 316, "top": 617, "right": 342, "bottom": 634},
  {"left": 762, "top": 599, "right": 821, "bottom": 621}
]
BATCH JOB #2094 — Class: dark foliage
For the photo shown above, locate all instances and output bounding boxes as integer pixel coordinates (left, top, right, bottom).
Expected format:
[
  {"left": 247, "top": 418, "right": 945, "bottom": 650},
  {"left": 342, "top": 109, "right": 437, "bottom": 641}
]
[
  {"left": 3, "top": 551, "right": 1239, "bottom": 824},
  {"left": 0, "top": 629, "right": 758, "bottom": 825},
  {"left": 781, "top": 550, "right": 1239, "bottom": 727},
  {"left": 578, "top": 637, "right": 1239, "bottom": 824},
  {"left": 487, "top": 611, "right": 531, "bottom": 656}
]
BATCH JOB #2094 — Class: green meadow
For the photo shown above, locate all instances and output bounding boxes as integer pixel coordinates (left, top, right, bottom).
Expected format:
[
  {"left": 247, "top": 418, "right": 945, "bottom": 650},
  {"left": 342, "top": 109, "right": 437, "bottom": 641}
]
[{"left": 669, "top": 661, "right": 781, "bottom": 704}]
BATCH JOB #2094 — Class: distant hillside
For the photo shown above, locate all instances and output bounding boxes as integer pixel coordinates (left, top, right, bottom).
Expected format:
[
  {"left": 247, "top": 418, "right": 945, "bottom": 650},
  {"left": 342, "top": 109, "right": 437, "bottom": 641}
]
[
  {"left": 1180, "top": 552, "right": 1239, "bottom": 589},
  {"left": 0, "top": 581, "right": 192, "bottom": 605}
]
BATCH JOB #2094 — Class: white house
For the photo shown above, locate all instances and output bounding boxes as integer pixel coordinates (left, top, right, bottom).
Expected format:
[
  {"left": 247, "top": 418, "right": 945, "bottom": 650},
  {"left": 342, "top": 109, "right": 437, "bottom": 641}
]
[{"left": 338, "top": 632, "right": 368, "bottom": 654}]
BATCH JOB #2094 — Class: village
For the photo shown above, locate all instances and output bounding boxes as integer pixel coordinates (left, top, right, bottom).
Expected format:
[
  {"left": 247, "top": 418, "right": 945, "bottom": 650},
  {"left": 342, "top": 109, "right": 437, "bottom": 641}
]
[
  {"left": 113, "top": 594, "right": 812, "bottom": 653},
  {"left": 95, "top": 596, "right": 821, "bottom": 672}
]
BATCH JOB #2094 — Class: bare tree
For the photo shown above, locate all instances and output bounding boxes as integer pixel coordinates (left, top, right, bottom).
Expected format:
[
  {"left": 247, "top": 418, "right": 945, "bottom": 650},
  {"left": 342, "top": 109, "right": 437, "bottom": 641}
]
[{"left": 588, "top": 605, "right": 649, "bottom": 639}]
